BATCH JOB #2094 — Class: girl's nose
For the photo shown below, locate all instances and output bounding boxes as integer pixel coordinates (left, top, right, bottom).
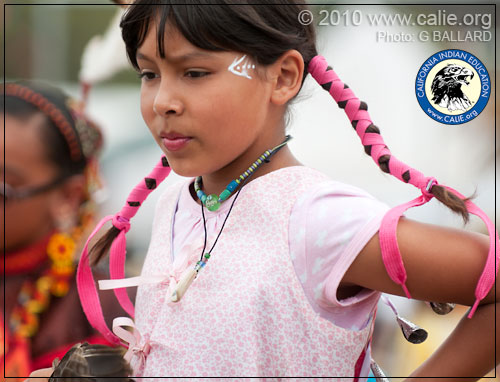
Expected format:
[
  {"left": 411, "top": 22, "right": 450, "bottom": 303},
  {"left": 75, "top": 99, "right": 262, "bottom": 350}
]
[{"left": 153, "top": 84, "right": 184, "bottom": 116}]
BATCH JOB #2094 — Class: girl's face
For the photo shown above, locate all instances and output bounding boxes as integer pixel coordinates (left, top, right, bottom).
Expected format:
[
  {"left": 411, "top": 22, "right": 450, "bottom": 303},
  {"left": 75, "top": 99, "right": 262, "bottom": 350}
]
[
  {"left": 1, "top": 113, "right": 60, "bottom": 251},
  {"left": 138, "top": 22, "right": 281, "bottom": 178}
]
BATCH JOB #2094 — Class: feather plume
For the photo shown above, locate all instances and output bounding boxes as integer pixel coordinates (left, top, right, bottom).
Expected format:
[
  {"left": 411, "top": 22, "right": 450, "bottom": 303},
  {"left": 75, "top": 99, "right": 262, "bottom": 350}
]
[{"left": 79, "top": 7, "right": 130, "bottom": 97}]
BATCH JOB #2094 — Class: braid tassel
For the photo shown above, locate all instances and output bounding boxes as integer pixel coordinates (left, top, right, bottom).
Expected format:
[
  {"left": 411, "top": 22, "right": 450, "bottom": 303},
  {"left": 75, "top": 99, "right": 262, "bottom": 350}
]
[
  {"left": 308, "top": 55, "right": 498, "bottom": 317},
  {"left": 77, "top": 156, "right": 171, "bottom": 343}
]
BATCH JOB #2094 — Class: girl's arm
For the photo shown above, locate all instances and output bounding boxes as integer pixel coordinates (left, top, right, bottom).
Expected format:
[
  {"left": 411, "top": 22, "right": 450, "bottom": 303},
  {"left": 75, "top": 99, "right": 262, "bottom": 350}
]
[{"left": 342, "top": 217, "right": 498, "bottom": 381}]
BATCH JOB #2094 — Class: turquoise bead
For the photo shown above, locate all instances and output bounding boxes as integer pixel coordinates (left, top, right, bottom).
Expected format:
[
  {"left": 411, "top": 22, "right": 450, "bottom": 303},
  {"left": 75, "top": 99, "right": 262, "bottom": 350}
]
[
  {"left": 201, "top": 195, "right": 207, "bottom": 204},
  {"left": 205, "top": 194, "right": 221, "bottom": 211},
  {"left": 197, "top": 190, "right": 204, "bottom": 198},
  {"left": 219, "top": 189, "right": 231, "bottom": 201},
  {"left": 227, "top": 180, "right": 238, "bottom": 192}
]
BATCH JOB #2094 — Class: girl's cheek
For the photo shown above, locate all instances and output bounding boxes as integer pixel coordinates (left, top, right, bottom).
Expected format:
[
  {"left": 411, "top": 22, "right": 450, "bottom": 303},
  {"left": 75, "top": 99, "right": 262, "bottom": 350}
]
[{"left": 140, "top": 88, "right": 156, "bottom": 122}]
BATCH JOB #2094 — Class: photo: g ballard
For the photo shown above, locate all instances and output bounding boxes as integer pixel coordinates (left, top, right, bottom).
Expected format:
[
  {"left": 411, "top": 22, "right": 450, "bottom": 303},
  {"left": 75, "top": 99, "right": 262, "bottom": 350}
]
[{"left": 418, "top": 30, "right": 491, "bottom": 42}]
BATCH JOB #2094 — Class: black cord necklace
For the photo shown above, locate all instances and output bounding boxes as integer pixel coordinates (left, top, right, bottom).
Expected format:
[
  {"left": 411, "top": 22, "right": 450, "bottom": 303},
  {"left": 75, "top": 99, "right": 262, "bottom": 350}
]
[
  {"left": 199, "top": 177, "right": 247, "bottom": 262},
  {"left": 170, "top": 135, "right": 292, "bottom": 303}
]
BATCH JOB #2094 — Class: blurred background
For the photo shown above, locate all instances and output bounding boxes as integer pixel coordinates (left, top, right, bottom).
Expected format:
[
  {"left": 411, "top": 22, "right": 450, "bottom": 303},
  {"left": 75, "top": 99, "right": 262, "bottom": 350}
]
[{"left": 2, "top": 0, "right": 497, "bottom": 379}]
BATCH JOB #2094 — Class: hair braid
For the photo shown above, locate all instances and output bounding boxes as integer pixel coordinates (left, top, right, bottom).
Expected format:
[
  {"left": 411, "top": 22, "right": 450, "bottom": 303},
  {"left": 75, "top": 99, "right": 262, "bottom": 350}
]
[
  {"left": 308, "top": 56, "right": 469, "bottom": 222},
  {"left": 90, "top": 156, "right": 171, "bottom": 265},
  {"left": 77, "top": 156, "right": 171, "bottom": 343},
  {"left": 307, "top": 56, "right": 500, "bottom": 317}
]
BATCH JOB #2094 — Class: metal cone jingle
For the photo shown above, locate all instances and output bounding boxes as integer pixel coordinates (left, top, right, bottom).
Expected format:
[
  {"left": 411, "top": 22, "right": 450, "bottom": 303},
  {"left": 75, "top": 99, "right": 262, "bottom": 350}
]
[
  {"left": 429, "top": 302, "right": 456, "bottom": 315},
  {"left": 396, "top": 315, "right": 428, "bottom": 344},
  {"left": 370, "top": 359, "right": 390, "bottom": 382}
]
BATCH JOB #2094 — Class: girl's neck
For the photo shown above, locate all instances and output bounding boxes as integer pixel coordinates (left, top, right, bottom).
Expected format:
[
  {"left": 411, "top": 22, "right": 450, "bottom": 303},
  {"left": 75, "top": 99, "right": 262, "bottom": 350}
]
[{"left": 190, "top": 145, "right": 302, "bottom": 205}]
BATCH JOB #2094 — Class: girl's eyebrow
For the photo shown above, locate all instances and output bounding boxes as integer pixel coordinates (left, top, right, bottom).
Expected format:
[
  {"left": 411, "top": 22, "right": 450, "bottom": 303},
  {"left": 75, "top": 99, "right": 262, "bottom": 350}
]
[
  {"left": 136, "top": 50, "right": 215, "bottom": 64},
  {"left": 136, "top": 51, "right": 154, "bottom": 62}
]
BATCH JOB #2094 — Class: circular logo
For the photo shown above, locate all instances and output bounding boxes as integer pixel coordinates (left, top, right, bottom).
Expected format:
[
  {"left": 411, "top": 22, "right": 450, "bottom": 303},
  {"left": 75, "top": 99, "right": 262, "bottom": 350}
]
[{"left": 415, "top": 49, "right": 490, "bottom": 125}]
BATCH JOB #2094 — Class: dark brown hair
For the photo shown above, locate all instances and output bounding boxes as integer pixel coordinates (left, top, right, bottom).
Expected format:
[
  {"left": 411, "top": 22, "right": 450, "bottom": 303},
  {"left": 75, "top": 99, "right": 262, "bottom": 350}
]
[
  {"left": 120, "top": 0, "right": 318, "bottom": 86},
  {"left": 91, "top": 1, "right": 468, "bottom": 265}
]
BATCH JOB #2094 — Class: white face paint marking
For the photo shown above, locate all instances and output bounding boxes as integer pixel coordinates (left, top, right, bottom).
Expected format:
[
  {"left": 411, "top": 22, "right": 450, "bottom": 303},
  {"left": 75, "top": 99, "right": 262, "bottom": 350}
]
[{"left": 228, "top": 55, "right": 254, "bottom": 79}]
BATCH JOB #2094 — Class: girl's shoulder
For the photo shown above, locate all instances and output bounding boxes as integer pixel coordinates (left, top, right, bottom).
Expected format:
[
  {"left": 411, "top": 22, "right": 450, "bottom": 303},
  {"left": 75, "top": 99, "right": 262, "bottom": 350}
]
[
  {"left": 290, "top": 170, "right": 390, "bottom": 266},
  {"left": 257, "top": 165, "right": 386, "bottom": 207},
  {"left": 291, "top": 169, "right": 389, "bottom": 216}
]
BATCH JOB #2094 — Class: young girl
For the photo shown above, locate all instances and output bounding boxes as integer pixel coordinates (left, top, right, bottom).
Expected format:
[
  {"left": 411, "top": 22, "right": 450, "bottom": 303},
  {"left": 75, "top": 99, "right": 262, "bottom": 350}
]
[{"left": 39, "top": 1, "right": 497, "bottom": 380}]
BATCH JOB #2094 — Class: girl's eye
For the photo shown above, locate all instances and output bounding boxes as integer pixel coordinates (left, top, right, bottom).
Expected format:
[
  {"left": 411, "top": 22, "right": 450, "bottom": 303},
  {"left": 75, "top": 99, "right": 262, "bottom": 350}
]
[
  {"left": 185, "top": 71, "right": 209, "bottom": 78},
  {"left": 138, "top": 71, "right": 158, "bottom": 81}
]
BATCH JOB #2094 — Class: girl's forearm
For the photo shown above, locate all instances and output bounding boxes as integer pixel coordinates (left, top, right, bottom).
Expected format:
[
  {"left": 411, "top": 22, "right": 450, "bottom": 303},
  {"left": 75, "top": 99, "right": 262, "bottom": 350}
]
[{"left": 405, "top": 302, "right": 498, "bottom": 382}]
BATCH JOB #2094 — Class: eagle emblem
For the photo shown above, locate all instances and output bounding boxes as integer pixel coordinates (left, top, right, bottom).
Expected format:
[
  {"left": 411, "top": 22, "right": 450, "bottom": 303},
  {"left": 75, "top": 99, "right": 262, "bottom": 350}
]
[{"left": 430, "top": 63, "right": 474, "bottom": 112}]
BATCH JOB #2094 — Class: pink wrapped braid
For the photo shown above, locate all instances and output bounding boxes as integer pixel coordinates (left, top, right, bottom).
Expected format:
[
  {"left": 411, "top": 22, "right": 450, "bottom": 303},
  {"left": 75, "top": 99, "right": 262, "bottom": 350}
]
[
  {"left": 77, "top": 156, "right": 171, "bottom": 344},
  {"left": 308, "top": 55, "right": 498, "bottom": 317}
]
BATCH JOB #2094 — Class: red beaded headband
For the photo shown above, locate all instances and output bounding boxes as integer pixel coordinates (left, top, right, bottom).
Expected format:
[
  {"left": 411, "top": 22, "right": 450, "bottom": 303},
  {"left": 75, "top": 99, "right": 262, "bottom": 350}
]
[{"left": 5, "top": 83, "right": 83, "bottom": 162}]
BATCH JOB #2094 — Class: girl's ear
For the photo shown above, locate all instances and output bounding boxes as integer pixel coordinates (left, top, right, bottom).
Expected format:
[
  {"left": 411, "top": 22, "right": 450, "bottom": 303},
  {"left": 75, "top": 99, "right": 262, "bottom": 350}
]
[
  {"left": 269, "top": 49, "right": 304, "bottom": 106},
  {"left": 49, "top": 175, "right": 86, "bottom": 231}
]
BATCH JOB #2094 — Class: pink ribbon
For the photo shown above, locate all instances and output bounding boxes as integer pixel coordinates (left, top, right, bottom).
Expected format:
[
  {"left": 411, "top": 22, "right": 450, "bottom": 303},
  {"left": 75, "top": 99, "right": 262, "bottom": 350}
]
[
  {"left": 445, "top": 186, "right": 499, "bottom": 318},
  {"left": 98, "top": 272, "right": 180, "bottom": 303},
  {"left": 109, "top": 215, "right": 135, "bottom": 318},
  {"left": 77, "top": 214, "right": 121, "bottom": 344},
  {"left": 379, "top": 191, "right": 435, "bottom": 300},
  {"left": 113, "top": 317, "right": 151, "bottom": 374},
  {"left": 98, "top": 241, "right": 204, "bottom": 306},
  {"left": 381, "top": 294, "right": 399, "bottom": 316},
  {"left": 76, "top": 212, "right": 137, "bottom": 344}
]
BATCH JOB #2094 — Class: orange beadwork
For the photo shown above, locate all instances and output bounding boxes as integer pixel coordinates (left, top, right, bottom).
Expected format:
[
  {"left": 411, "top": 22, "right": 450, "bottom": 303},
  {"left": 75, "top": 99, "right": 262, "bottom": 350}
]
[
  {"left": 9, "top": 232, "right": 78, "bottom": 339},
  {"left": 47, "top": 233, "right": 75, "bottom": 266}
]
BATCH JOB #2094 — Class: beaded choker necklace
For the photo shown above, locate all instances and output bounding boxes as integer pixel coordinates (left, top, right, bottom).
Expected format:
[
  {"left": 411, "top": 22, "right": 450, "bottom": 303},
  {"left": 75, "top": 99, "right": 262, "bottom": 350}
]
[
  {"left": 170, "top": 135, "right": 292, "bottom": 302},
  {"left": 194, "top": 135, "right": 293, "bottom": 211}
]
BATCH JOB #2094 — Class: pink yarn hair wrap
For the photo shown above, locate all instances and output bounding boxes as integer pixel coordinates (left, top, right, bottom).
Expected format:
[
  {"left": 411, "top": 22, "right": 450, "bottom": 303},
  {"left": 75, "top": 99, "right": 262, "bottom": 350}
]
[
  {"left": 308, "top": 55, "right": 498, "bottom": 318},
  {"left": 77, "top": 156, "right": 171, "bottom": 344}
]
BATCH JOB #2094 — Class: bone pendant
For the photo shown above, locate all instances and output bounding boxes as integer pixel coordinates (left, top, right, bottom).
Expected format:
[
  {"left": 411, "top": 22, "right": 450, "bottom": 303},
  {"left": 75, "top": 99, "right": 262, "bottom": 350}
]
[{"left": 171, "top": 267, "right": 197, "bottom": 302}]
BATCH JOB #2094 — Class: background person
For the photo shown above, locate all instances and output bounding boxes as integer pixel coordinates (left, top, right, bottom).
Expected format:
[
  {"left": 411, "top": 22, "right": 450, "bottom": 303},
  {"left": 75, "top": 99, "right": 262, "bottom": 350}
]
[{"left": 1, "top": 81, "right": 126, "bottom": 379}]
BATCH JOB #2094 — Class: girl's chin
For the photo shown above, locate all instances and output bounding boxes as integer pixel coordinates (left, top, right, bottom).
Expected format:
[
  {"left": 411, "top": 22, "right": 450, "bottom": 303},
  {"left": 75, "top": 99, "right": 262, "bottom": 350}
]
[{"left": 163, "top": 158, "right": 202, "bottom": 178}]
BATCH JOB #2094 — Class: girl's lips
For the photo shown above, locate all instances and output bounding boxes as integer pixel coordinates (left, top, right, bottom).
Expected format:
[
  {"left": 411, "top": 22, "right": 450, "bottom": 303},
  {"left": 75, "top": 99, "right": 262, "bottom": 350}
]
[{"left": 162, "top": 137, "right": 192, "bottom": 152}]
